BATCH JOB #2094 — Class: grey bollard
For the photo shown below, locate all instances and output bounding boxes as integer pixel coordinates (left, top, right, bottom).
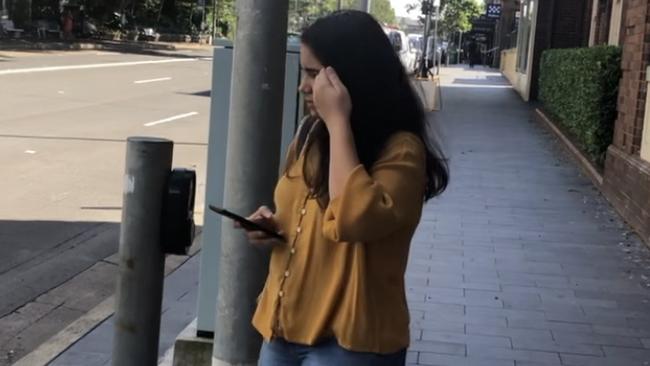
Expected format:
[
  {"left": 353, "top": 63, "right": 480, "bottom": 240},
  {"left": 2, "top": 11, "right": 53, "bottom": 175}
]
[{"left": 112, "top": 137, "right": 173, "bottom": 366}]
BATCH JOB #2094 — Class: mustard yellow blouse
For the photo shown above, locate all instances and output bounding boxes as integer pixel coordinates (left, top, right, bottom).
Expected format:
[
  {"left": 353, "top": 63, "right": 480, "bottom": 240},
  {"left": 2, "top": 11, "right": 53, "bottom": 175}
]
[{"left": 252, "top": 131, "right": 426, "bottom": 354}]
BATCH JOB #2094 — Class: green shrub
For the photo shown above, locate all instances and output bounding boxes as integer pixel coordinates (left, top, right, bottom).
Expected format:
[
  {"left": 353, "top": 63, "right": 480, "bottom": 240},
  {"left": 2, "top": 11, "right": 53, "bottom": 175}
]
[{"left": 539, "top": 46, "right": 622, "bottom": 167}]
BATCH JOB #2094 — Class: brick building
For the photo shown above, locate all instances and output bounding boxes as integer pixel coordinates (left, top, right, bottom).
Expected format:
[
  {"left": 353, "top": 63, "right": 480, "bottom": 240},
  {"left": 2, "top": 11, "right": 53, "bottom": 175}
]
[
  {"left": 499, "top": 0, "right": 591, "bottom": 101},
  {"left": 500, "top": 0, "right": 650, "bottom": 244},
  {"left": 592, "top": 0, "right": 650, "bottom": 244}
]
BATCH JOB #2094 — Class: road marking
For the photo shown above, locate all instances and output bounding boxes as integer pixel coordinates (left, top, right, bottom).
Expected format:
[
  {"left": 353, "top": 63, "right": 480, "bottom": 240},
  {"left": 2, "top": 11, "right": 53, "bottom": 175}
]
[
  {"left": 0, "top": 58, "right": 197, "bottom": 76},
  {"left": 134, "top": 77, "right": 172, "bottom": 84},
  {"left": 144, "top": 112, "right": 198, "bottom": 127}
]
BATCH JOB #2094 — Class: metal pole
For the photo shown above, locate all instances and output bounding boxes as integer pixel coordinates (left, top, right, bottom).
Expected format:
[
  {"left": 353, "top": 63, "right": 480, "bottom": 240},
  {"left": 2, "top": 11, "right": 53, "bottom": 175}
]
[
  {"left": 211, "top": 0, "right": 289, "bottom": 365},
  {"left": 337, "top": 0, "right": 342, "bottom": 10},
  {"left": 112, "top": 137, "right": 173, "bottom": 366},
  {"left": 458, "top": 32, "right": 463, "bottom": 65},
  {"left": 419, "top": 0, "right": 432, "bottom": 78},
  {"left": 433, "top": 3, "right": 439, "bottom": 75},
  {"left": 359, "top": 0, "right": 371, "bottom": 12},
  {"left": 211, "top": 0, "right": 218, "bottom": 43}
]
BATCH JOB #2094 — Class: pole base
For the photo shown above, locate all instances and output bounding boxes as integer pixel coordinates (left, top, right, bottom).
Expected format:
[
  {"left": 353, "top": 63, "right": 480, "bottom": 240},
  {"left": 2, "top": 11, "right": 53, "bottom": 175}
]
[{"left": 212, "top": 357, "right": 257, "bottom": 366}]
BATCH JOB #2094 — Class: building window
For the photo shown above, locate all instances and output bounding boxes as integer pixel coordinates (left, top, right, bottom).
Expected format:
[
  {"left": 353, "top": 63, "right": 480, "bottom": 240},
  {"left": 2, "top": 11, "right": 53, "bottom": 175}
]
[
  {"left": 642, "top": 70, "right": 650, "bottom": 162},
  {"left": 608, "top": 0, "right": 624, "bottom": 46},
  {"left": 516, "top": 0, "right": 534, "bottom": 73}
]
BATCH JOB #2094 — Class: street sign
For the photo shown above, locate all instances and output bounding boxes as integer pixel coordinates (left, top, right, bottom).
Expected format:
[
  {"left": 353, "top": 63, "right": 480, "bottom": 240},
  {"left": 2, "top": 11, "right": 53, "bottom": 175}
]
[{"left": 487, "top": 4, "right": 502, "bottom": 19}]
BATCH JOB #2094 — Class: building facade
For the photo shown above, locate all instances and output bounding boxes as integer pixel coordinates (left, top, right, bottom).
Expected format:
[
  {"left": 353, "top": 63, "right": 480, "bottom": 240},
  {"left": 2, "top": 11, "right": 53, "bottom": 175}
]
[
  {"left": 597, "top": 0, "right": 650, "bottom": 244},
  {"left": 500, "top": 0, "right": 650, "bottom": 243}
]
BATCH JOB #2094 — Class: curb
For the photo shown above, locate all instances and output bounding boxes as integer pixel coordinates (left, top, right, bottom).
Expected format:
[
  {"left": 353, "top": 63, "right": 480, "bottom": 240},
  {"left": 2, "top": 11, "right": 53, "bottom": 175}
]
[
  {"left": 533, "top": 108, "right": 604, "bottom": 187},
  {"left": 11, "top": 296, "right": 115, "bottom": 366},
  {"left": 0, "top": 40, "right": 197, "bottom": 52},
  {"left": 11, "top": 236, "right": 203, "bottom": 366}
]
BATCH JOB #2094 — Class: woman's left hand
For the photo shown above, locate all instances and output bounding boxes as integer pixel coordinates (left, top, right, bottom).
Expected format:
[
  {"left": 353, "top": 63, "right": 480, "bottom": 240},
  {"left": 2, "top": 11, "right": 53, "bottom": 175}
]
[{"left": 313, "top": 67, "right": 352, "bottom": 131}]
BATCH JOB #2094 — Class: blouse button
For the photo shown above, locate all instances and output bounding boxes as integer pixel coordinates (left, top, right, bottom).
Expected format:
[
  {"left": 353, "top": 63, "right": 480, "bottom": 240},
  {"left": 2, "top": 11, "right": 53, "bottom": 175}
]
[
  {"left": 300, "top": 208, "right": 306, "bottom": 216},
  {"left": 278, "top": 291, "right": 284, "bottom": 298},
  {"left": 296, "top": 227, "right": 302, "bottom": 233},
  {"left": 284, "top": 270, "right": 290, "bottom": 277},
  {"left": 290, "top": 248, "right": 296, "bottom": 255}
]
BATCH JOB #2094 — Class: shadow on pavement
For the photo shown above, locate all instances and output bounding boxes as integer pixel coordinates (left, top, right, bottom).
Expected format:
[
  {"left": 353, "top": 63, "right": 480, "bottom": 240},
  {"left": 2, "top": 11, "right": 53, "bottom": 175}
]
[
  {"left": 0, "top": 220, "right": 120, "bottom": 318},
  {"left": 451, "top": 77, "right": 511, "bottom": 86},
  {"left": 178, "top": 90, "right": 211, "bottom": 98}
]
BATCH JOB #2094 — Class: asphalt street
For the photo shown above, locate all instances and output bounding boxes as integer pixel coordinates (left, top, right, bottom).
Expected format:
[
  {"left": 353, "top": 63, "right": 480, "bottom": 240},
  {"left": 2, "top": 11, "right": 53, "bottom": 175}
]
[{"left": 0, "top": 47, "right": 213, "bottom": 364}]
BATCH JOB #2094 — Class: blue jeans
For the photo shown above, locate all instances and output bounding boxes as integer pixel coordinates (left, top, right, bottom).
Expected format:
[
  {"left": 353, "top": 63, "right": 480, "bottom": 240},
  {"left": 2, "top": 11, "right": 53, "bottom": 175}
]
[{"left": 258, "top": 338, "right": 406, "bottom": 366}]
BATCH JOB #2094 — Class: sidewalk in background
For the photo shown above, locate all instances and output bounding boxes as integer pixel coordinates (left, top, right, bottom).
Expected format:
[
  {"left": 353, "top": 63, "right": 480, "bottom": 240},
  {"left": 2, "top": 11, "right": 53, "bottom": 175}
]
[
  {"left": 0, "top": 39, "right": 212, "bottom": 53},
  {"left": 32, "top": 65, "right": 650, "bottom": 366}
]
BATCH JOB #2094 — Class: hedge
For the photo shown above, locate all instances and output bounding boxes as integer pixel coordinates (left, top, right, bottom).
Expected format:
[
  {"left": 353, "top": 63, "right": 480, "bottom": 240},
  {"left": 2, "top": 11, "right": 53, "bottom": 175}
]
[{"left": 539, "top": 46, "right": 622, "bottom": 167}]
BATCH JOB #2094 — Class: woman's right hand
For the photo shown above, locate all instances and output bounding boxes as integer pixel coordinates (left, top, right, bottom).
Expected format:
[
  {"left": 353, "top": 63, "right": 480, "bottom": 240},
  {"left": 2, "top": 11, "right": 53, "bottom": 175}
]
[{"left": 234, "top": 206, "right": 284, "bottom": 248}]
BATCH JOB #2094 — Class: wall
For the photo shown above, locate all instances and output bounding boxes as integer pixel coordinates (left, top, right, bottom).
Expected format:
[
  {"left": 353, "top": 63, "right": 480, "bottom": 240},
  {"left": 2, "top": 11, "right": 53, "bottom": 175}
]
[
  {"left": 500, "top": 48, "right": 518, "bottom": 87},
  {"left": 643, "top": 73, "right": 650, "bottom": 161},
  {"left": 608, "top": 0, "right": 624, "bottom": 45},
  {"left": 529, "top": 0, "right": 591, "bottom": 101},
  {"left": 602, "top": 0, "right": 650, "bottom": 245},
  {"left": 589, "top": 0, "right": 600, "bottom": 45}
]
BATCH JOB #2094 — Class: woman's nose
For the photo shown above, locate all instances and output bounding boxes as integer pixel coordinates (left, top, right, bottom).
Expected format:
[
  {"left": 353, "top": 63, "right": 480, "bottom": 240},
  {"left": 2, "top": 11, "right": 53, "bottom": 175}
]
[{"left": 299, "top": 79, "right": 312, "bottom": 94}]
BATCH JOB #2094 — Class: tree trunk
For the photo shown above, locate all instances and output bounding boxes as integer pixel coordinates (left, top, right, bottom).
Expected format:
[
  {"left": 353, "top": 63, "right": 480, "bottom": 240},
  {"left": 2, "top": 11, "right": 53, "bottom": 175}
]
[{"left": 157, "top": 0, "right": 165, "bottom": 24}]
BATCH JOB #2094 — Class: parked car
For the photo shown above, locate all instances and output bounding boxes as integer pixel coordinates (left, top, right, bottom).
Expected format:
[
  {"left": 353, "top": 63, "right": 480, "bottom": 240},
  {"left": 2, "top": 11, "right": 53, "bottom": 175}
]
[
  {"left": 384, "top": 28, "right": 418, "bottom": 74},
  {"left": 138, "top": 27, "right": 159, "bottom": 41}
]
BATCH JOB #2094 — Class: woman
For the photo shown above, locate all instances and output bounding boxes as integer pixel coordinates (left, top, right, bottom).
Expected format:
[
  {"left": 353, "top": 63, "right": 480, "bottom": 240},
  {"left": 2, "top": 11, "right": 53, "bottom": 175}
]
[{"left": 239, "top": 10, "right": 448, "bottom": 366}]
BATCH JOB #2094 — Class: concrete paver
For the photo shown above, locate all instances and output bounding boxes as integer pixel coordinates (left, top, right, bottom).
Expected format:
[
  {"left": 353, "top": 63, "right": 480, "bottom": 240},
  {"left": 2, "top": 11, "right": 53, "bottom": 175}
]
[{"left": 406, "top": 66, "right": 650, "bottom": 365}]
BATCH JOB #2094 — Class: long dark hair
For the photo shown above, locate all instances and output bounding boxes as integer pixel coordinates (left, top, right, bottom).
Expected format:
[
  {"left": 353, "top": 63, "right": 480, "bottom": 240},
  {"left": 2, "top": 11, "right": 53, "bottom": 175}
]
[{"left": 286, "top": 10, "right": 448, "bottom": 206}]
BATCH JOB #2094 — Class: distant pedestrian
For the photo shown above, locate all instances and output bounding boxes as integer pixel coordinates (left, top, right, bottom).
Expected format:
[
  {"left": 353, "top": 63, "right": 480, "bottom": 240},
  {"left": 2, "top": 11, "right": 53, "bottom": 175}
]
[
  {"left": 234, "top": 10, "right": 449, "bottom": 366},
  {"left": 468, "top": 39, "right": 480, "bottom": 68},
  {"left": 62, "top": 10, "right": 73, "bottom": 40}
]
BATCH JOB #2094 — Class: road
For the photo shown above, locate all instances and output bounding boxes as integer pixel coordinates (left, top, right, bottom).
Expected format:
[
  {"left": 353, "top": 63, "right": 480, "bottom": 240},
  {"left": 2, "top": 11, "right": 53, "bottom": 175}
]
[{"left": 0, "top": 48, "right": 213, "bottom": 364}]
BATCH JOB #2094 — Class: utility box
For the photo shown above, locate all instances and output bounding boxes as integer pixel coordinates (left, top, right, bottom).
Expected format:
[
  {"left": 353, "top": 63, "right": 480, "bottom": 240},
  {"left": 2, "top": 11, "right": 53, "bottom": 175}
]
[{"left": 195, "top": 39, "right": 303, "bottom": 337}]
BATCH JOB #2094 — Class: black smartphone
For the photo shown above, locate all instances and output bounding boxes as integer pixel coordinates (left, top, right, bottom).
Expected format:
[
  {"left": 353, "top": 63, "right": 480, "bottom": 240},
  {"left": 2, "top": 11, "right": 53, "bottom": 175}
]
[{"left": 208, "top": 204, "right": 284, "bottom": 240}]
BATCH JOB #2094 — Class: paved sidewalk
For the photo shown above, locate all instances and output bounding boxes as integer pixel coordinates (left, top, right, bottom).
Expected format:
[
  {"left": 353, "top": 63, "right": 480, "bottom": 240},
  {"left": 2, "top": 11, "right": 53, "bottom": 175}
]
[
  {"left": 47, "top": 253, "right": 200, "bottom": 366},
  {"left": 42, "top": 66, "right": 650, "bottom": 366},
  {"left": 406, "top": 66, "right": 650, "bottom": 366}
]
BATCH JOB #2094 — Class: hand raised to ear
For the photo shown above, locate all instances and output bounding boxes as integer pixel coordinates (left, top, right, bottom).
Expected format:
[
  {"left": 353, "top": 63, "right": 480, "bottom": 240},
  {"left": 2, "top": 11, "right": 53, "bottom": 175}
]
[{"left": 313, "top": 66, "right": 352, "bottom": 131}]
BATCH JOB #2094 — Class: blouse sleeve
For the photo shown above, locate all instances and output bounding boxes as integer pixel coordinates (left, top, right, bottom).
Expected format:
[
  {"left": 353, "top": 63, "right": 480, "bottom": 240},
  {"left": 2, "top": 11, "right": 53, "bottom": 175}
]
[{"left": 322, "top": 133, "right": 427, "bottom": 243}]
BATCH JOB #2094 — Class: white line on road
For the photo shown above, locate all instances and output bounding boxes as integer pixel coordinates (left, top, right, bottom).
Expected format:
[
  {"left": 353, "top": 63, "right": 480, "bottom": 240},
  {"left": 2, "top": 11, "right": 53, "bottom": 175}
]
[
  {"left": 0, "top": 58, "right": 197, "bottom": 76},
  {"left": 134, "top": 77, "right": 173, "bottom": 84},
  {"left": 144, "top": 112, "right": 199, "bottom": 127}
]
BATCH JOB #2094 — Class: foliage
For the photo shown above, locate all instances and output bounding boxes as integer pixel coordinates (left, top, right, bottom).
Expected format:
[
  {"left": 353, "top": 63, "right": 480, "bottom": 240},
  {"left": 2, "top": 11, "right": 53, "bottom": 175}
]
[
  {"left": 21, "top": 0, "right": 236, "bottom": 36},
  {"left": 406, "top": 0, "right": 482, "bottom": 35},
  {"left": 21, "top": 0, "right": 392, "bottom": 38},
  {"left": 539, "top": 46, "right": 622, "bottom": 167},
  {"left": 288, "top": 0, "right": 396, "bottom": 33},
  {"left": 440, "top": 0, "right": 482, "bottom": 34}
]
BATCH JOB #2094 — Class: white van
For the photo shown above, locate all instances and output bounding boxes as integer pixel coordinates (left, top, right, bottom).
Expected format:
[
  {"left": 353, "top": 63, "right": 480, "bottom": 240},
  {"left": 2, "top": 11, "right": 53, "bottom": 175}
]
[{"left": 384, "top": 28, "right": 418, "bottom": 74}]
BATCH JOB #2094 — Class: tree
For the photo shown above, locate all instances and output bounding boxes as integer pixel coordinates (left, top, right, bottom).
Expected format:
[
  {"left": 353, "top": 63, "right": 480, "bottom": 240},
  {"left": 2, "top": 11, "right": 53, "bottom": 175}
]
[
  {"left": 370, "top": 0, "right": 397, "bottom": 25},
  {"left": 440, "top": 0, "right": 482, "bottom": 35},
  {"left": 406, "top": 0, "right": 483, "bottom": 35},
  {"left": 288, "top": 0, "right": 396, "bottom": 33}
]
